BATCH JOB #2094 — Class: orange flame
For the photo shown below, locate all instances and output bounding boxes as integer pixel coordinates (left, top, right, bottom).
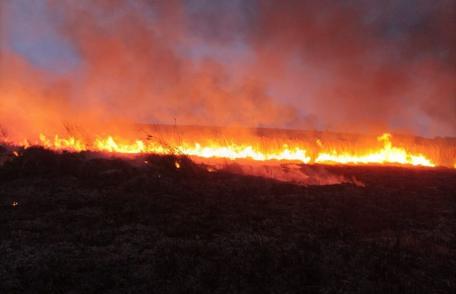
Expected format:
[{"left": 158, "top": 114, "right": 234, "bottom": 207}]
[
  {"left": 24, "top": 132, "right": 443, "bottom": 168},
  {"left": 315, "top": 133, "right": 435, "bottom": 167}
]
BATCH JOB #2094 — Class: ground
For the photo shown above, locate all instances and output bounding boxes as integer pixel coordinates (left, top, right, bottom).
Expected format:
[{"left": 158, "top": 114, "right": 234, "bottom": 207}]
[{"left": 0, "top": 147, "right": 455, "bottom": 293}]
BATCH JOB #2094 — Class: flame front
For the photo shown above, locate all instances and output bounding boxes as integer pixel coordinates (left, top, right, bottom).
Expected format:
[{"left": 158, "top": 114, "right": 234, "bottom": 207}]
[
  {"left": 23, "top": 132, "right": 445, "bottom": 168},
  {"left": 315, "top": 134, "right": 435, "bottom": 167},
  {"left": 38, "top": 134, "right": 312, "bottom": 163}
]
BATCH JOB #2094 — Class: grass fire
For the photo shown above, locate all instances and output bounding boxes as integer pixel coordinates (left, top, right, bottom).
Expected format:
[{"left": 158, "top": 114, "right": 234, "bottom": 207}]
[
  {"left": 11, "top": 131, "right": 442, "bottom": 167},
  {"left": 3, "top": 127, "right": 456, "bottom": 168},
  {"left": 1, "top": 0, "right": 455, "bottom": 293}
]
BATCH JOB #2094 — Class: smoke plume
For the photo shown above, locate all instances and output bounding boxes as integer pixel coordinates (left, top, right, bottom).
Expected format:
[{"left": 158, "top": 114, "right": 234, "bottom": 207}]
[{"left": 1, "top": 0, "right": 455, "bottom": 139}]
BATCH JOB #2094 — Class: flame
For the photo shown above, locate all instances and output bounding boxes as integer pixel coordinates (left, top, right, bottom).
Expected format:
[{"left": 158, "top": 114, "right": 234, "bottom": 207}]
[
  {"left": 39, "top": 134, "right": 86, "bottom": 152},
  {"left": 37, "top": 134, "right": 312, "bottom": 163},
  {"left": 18, "top": 132, "right": 443, "bottom": 168},
  {"left": 315, "top": 133, "right": 435, "bottom": 167}
]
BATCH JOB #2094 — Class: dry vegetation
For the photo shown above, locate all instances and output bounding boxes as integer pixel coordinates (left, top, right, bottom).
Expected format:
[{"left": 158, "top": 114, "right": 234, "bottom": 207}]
[{"left": 0, "top": 146, "right": 455, "bottom": 293}]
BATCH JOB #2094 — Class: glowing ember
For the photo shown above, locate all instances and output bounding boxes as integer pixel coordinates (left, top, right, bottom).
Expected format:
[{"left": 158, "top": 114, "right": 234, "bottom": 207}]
[{"left": 21, "top": 132, "right": 441, "bottom": 168}]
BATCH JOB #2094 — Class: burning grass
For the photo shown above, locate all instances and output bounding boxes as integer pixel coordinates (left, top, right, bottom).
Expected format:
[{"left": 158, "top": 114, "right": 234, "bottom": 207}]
[
  {"left": 2, "top": 125, "right": 455, "bottom": 170},
  {"left": 2, "top": 124, "right": 455, "bottom": 189}
]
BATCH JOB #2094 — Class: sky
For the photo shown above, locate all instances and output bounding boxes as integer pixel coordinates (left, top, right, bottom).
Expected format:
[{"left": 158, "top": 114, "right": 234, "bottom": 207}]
[{"left": 1, "top": 0, "right": 455, "bottom": 138}]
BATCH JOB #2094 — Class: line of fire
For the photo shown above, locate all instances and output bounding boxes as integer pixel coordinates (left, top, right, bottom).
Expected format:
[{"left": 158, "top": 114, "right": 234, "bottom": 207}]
[{"left": 2, "top": 125, "right": 455, "bottom": 168}]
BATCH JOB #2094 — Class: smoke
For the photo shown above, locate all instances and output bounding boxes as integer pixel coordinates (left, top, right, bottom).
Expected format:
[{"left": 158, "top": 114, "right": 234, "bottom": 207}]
[
  {"left": 217, "top": 162, "right": 362, "bottom": 186},
  {"left": 247, "top": 0, "right": 456, "bottom": 135},
  {"left": 0, "top": 0, "right": 455, "bottom": 139}
]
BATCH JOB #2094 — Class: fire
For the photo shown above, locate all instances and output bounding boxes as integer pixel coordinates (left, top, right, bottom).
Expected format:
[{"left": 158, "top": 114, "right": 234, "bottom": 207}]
[
  {"left": 39, "top": 134, "right": 86, "bottom": 152},
  {"left": 37, "top": 134, "right": 312, "bottom": 163},
  {"left": 23, "top": 132, "right": 441, "bottom": 168},
  {"left": 315, "top": 134, "right": 435, "bottom": 167},
  {"left": 177, "top": 143, "right": 311, "bottom": 163}
]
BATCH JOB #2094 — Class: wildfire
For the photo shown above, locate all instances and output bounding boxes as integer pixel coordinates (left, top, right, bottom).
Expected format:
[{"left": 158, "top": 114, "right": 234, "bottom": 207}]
[
  {"left": 315, "top": 134, "right": 435, "bottom": 167},
  {"left": 23, "top": 132, "right": 441, "bottom": 168}
]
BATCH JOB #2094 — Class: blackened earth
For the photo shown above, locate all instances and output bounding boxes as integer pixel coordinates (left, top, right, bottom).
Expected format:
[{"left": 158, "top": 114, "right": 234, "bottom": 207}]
[{"left": 0, "top": 147, "right": 455, "bottom": 293}]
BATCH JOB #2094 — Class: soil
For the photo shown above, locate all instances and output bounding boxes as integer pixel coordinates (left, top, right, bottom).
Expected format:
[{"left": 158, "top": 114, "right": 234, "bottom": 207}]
[{"left": 0, "top": 147, "right": 455, "bottom": 293}]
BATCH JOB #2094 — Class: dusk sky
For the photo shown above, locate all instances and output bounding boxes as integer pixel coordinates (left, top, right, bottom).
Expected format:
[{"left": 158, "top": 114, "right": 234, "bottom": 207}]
[{"left": 1, "top": 0, "right": 455, "bottom": 137}]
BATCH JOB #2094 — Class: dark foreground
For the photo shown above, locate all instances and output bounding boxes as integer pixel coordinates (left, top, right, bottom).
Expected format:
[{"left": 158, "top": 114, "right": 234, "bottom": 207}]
[{"left": 0, "top": 147, "right": 455, "bottom": 293}]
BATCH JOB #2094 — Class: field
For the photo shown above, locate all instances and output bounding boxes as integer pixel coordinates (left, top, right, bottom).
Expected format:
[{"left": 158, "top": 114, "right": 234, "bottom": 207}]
[{"left": 0, "top": 147, "right": 455, "bottom": 293}]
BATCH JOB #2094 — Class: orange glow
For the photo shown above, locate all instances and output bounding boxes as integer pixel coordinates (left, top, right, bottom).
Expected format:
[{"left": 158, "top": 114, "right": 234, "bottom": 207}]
[
  {"left": 13, "top": 132, "right": 444, "bottom": 168},
  {"left": 37, "top": 133, "right": 313, "bottom": 163},
  {"left": 315, "top": 134, "right": 435, "bottom": 167}
]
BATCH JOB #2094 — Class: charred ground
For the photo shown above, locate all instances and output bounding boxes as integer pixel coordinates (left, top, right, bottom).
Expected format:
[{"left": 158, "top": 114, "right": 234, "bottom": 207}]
[{"left": 0, "top": 147, "right": 455, "bottom": 293}]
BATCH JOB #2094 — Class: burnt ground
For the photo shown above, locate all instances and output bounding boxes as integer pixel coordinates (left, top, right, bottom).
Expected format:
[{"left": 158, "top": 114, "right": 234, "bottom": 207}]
[{"left": 0, "top": 147, "right": 455, "bottom": 293}]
